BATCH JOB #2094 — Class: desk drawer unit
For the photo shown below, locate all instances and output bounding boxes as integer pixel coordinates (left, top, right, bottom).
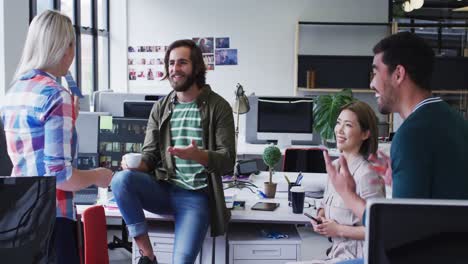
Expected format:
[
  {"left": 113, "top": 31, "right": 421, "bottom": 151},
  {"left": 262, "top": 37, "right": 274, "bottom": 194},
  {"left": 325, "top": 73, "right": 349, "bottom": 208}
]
[
  {"left": 228, "top": 223, "right": 302, "bottom": 264},
  {"left": 132, "top": 221, "right": 201, "bottom": 264},
  {"left": 233, "top": 244, "right": 297, "bottom": 259}
]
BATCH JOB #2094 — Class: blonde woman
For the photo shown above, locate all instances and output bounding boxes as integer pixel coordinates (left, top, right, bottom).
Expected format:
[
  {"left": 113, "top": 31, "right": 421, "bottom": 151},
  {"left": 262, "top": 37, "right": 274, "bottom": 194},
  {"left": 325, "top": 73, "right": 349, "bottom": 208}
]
[
  {"left": 291, "top": 101, "right": 385, "bottom": 264},
  {"left": 0, "top": 10, "right": 112, "bottom": 264}
]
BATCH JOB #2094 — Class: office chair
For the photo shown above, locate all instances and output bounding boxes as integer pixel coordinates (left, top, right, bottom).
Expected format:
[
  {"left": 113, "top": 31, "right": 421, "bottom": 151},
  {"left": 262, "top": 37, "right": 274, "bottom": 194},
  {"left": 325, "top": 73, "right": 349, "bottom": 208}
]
[
  {"left": 82, "top": 205, "right": 109, "bottom": 264},
  {"left": 282, "top": 147, "right": 326, "bottom": 173}
]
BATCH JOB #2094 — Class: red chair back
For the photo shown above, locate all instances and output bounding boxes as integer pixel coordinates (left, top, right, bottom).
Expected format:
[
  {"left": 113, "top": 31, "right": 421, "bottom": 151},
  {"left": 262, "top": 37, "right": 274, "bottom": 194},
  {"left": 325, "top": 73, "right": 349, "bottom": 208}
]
[
  {"left": 282, "top": 147, "right": 326, "bottom": 173},
  {"left": 82, "top": 205, "right": 109, "bottom": 264}
]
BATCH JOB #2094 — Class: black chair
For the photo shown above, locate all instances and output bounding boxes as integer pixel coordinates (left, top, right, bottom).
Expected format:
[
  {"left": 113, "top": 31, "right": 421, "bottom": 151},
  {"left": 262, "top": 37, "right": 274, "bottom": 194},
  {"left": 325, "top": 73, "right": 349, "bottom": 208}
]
[
  {"left": 0, "top": 120, "right": 12, "bottom": 175},
  {"left": 282, "top": 148, "right": 326, "bottom": 173}
]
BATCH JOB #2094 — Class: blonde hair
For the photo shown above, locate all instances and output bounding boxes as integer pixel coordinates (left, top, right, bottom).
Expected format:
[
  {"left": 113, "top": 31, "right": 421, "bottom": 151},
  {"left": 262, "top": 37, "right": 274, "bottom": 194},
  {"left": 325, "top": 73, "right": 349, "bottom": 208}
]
[{"left": 13, "top": 10, "right": 75, "bottom": 81}]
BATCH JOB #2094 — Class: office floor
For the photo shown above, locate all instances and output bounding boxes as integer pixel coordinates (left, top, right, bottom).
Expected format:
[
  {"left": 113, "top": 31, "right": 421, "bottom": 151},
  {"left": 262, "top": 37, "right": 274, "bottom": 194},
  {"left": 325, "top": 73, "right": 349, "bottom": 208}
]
[{"left": 107, "top": 225, "right": 330, "bottom": 264}]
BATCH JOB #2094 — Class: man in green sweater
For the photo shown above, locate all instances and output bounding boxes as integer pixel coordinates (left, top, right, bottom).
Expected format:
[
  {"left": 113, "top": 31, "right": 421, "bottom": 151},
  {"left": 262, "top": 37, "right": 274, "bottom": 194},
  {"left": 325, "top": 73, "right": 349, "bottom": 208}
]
[
  {"left": 322, "top": 32, "right": 468, "bottom": 264},
  {"left": 111, "top": 39, "right": 235, "bottom": 264}
]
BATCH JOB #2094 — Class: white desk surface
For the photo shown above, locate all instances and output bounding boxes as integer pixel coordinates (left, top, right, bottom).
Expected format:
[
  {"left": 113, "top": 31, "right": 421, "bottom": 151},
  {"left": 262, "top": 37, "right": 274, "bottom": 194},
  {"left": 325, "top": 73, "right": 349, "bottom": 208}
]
[{"left": 76, "top": 172, "right": 327, "bottom": 224}]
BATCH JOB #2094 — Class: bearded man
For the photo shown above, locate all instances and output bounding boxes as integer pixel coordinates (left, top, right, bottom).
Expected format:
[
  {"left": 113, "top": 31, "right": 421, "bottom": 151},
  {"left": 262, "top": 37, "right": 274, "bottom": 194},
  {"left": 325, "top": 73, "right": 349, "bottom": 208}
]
[{"left": 111, "top": 39, "right": 235, "bottom": 264}]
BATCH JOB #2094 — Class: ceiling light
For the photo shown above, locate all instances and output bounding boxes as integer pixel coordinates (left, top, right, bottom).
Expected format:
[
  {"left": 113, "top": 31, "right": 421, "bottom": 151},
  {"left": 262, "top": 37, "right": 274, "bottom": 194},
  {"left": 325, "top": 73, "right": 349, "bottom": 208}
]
[
  {"left": 410, "top": 0, "right": 424, "bottom": 9},
  {"left": 403, "top": 1, "right": 414, "bottom": 12}
]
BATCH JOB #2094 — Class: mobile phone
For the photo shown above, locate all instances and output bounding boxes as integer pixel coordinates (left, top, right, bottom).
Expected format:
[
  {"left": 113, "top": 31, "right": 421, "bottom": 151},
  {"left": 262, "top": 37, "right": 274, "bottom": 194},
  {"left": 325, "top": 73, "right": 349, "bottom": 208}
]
[
  {"left": 304, "top": 212, "right": 322, "bottom": 224},
  {"left": 251, "top": 202, "right": 280, "bottom": 211}
]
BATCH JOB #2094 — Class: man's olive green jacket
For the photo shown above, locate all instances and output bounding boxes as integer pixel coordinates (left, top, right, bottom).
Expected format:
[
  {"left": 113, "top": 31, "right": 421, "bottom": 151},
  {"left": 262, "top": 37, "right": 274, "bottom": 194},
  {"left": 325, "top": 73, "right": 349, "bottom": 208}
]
[{"left": 141, "top": 85, "right": 235, "bottom": 237}]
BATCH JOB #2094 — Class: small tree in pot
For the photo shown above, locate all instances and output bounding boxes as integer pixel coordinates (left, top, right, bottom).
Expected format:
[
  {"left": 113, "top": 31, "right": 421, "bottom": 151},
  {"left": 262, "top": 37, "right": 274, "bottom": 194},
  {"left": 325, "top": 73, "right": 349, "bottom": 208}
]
[{"left": 262, "top": 144, "right": 282, "bottom": 198}]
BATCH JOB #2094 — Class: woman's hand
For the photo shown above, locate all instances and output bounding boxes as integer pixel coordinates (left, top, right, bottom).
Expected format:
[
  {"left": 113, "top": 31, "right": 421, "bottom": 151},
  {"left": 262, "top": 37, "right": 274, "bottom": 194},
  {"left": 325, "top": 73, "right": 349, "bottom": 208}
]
[{"left": 313, "top": 218, "right": 342, "bottom": 238}]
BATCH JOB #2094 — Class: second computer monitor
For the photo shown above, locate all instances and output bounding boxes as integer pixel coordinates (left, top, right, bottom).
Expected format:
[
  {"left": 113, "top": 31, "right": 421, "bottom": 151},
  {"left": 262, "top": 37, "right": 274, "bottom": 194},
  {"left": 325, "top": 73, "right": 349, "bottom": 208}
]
[
  {"left": 256, "top": 96, "right": 314, "bottom": 147},
  {"left": 98, "top": 116, "right": 148, "bottom": 171},
  {"left": 123, "top": 101, "right": 156, "bottom": 119}
]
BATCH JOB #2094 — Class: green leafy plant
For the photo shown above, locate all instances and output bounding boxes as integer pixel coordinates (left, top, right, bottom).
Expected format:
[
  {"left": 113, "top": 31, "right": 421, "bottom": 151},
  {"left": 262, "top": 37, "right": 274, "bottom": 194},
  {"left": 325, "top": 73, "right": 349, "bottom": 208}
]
[
  {"left": 313, "top": 89, "right": 355, "bottom": 144},
  {"left": 392, "top": 2, "right": 405, "bottom": 18},
  {"left": 262, "top": 145, "right": 281, "bottom": 183}
]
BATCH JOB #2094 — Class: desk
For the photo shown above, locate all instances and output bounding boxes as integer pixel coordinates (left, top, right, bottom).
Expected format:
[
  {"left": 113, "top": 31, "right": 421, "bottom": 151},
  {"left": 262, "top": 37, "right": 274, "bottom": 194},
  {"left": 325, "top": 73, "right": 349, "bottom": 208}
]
[
  {"left": 76, "top": 172, "right": 326, "bottom": 263},
  {"left": 76, "top": 172, "right": 326, "bottom": 223},
  {"left": 226, "top": 171, "right": 326, "bottom": 224}
]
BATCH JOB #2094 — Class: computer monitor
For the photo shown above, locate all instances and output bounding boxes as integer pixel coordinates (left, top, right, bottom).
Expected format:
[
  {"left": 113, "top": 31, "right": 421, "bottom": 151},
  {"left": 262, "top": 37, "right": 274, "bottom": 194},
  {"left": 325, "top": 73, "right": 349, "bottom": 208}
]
[
  {"left": 123, "top": 100, "right": 156, "bottom": 119},
  {"left": 95, "top": 92, "right": 164, "bottom": 117},
  {"left": 76, "top": 112, "right": 111, "bottom": 154},
  {"left": 98, "top": 116, "right": 147, "bottom": 171},
  {"left": 0, "top": 176, "right": 56, "bottom": 263},
  {"left": 366, "top": 198, "right": 468, "bottom": 264},
  {"left": 256, "top": 96, "right": 314, "bottom": 147}
]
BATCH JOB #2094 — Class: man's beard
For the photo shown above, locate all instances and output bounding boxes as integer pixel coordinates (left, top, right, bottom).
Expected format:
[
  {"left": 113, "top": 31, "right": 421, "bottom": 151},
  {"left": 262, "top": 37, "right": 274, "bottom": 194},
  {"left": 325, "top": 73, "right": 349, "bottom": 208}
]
[
  {"left": 377, "top": 80, "right": 396, "bottom": 115},
  {"left": 170, "top": 73, "right": 196, "bottom": 92}
]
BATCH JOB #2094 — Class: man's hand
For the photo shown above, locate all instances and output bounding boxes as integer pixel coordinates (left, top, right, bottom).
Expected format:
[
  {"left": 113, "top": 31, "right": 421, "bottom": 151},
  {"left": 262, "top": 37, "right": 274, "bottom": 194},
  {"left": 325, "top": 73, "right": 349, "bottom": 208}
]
[
  {"left": 167, "top": 140, "right": 203, "bottom": 161},
  {"left": 323, "top": 151, "right": 356, "bottom": 196},
  {"left": 323, "top": 150, "right": 366, "bottom": 219},
  {"left": 93, "top": 168, "right": 113, "bottom": 187},
  {"left": 369, "top": 150, "right": 392, "bottom": 186}
]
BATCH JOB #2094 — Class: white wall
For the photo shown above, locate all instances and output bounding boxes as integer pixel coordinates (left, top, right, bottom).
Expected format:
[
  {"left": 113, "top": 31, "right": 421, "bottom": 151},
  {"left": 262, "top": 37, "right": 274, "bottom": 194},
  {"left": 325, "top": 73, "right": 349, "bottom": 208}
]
[
  {"left": 0, "top": 0, "right": 28, "bottom": 96},
  {"left": 111, "top": 0, "right": 388, "bottom": 100},
  {"left": 109, "top": 0, "right": 128, "bottom": 93}
]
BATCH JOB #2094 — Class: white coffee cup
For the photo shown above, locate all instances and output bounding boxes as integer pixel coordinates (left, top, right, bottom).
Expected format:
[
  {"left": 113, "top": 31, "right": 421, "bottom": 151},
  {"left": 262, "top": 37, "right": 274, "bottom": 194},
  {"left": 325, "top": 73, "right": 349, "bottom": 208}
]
[
  {"left": 98, "top": 187, "right": 109, "bottom": 205},
  {"left": 124, "top": 153, "right": 142, "bottom": 169}
]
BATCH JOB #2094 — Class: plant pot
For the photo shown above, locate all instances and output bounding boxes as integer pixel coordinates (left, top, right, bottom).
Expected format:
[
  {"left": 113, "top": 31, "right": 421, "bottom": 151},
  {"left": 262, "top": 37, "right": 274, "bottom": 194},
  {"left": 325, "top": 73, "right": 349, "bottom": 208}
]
[{"left": 264, "top": 182, "right": 277, "bottom": 198}]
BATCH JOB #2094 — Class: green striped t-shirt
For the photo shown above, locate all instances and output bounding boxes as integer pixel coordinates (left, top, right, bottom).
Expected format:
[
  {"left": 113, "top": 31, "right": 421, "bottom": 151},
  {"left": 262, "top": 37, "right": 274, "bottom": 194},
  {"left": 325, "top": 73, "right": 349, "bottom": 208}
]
[{"left": 169, "top": 101, "right": 207, "bottom": 190}]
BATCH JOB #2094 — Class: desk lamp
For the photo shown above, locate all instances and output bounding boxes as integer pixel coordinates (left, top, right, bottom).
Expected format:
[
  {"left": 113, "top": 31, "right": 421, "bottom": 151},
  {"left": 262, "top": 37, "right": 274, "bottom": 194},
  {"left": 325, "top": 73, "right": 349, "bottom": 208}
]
[{"left": 224, "top": 83, "right": 257, "bottom": 191}]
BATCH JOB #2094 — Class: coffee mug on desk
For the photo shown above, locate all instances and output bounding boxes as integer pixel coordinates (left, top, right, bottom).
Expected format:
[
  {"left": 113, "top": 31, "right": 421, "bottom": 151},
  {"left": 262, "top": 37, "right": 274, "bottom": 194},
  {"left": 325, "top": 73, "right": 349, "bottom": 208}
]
[
  {"left": 288, "top": 182, "right": 300, "bottom": 202},
  {"left": 290, "top": 186, "right": 312, "bottom": 214},
  {"left": 124, "top": 153, "right": 142, "bottom": 169}
]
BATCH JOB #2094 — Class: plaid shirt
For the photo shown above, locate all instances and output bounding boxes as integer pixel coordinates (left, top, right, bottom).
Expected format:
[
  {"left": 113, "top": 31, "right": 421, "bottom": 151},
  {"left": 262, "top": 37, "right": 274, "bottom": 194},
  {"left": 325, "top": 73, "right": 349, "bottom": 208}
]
[{"left": 0, "top": 69, "right": 77, "bottom": 220}]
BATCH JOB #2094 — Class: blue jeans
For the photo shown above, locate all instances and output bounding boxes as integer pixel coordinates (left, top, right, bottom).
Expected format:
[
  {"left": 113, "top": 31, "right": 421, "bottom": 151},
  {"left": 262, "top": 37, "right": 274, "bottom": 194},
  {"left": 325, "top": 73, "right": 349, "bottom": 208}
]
[
  {"left": 336, "top": 258, "right": 364, "bottom": 264},
  {"left": 111, "top": 170, "right": 210, "bottom": 264}
]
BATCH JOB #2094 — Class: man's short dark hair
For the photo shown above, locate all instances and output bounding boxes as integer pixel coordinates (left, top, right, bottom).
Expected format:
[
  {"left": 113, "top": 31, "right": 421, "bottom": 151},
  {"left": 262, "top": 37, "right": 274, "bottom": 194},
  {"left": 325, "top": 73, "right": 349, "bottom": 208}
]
[
  {"left": 373, "top": 32, "right": 434, "bottom": 91},
  {"left": 163, "top": 39, "right": 206, "bottom": 88}
]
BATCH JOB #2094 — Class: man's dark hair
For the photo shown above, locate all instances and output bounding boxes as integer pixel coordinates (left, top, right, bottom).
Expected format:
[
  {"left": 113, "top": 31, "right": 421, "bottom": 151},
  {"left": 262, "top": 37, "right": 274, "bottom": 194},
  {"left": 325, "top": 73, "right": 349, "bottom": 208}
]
[
  {"left": 163, "top": 39, "right": 206, "bottom": 88},
  {"left": 373, "top": 31, "right": 434, "bottom": 91}
]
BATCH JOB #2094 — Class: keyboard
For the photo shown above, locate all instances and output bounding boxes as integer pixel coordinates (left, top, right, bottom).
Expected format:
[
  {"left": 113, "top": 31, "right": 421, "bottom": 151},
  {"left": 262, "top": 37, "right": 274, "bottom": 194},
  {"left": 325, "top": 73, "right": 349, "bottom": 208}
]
[{"left": 74, "top": 187, "right": 98, "bottom": 205}]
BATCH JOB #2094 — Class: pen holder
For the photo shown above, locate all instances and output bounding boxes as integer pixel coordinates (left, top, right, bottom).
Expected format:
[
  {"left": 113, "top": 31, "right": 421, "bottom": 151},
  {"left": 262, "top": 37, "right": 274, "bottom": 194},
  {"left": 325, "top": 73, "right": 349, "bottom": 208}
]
[{"left": 288, "top": 183, "right": 301, "bottom": 202}]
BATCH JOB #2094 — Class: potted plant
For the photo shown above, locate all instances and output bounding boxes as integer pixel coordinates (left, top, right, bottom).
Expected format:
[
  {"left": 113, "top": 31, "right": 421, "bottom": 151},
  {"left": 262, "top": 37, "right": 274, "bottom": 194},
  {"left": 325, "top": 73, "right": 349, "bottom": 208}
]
[
  {"left": 262, "top": 144, "right": 282, "bottom": 198},
  {"left": 313, "top": 88, "right": 355, "bottom": 148}
]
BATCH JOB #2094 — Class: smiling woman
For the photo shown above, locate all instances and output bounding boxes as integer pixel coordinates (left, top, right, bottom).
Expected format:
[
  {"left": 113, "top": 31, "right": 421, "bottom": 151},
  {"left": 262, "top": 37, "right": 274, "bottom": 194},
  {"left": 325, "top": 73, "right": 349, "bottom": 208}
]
[
  {"left": 335, "top": 101, "right": 379, "bottom": 159},
  {"left": 291, "top": 101, "right": 385, "bottom": 264}
]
